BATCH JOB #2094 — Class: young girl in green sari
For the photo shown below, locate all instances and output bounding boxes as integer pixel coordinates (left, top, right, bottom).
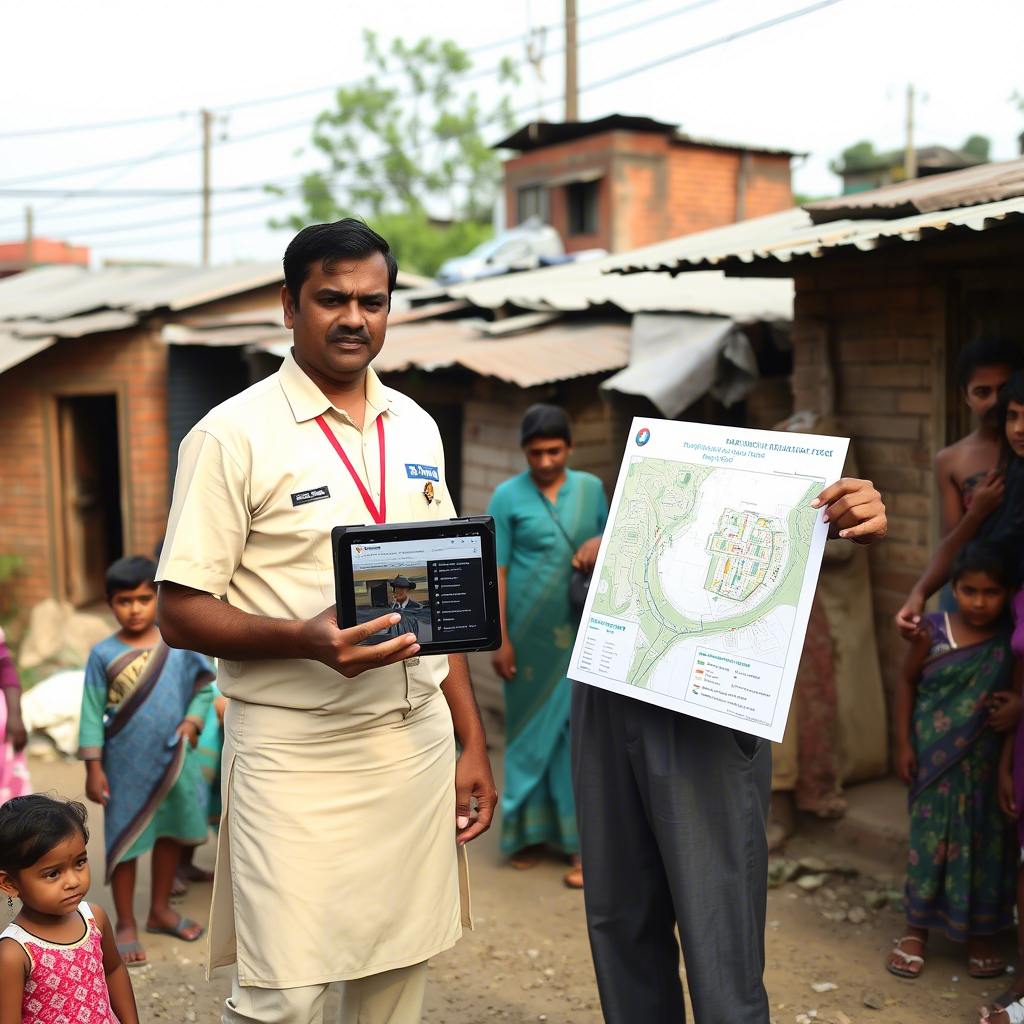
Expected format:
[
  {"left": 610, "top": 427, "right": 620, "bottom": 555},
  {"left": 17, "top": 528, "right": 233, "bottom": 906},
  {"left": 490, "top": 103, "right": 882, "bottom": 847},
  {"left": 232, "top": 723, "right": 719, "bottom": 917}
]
[{"left": 888, "top": 541, "right": 1019, "bottom": 980}]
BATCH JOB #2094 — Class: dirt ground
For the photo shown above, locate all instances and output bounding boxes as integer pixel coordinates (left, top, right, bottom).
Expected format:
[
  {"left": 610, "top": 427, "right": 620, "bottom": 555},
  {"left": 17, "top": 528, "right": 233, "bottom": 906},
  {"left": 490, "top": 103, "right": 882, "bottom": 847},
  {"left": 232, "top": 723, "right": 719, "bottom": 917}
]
[{"left": 23, "top": 754, "right": 1014, "bottom": 1024}]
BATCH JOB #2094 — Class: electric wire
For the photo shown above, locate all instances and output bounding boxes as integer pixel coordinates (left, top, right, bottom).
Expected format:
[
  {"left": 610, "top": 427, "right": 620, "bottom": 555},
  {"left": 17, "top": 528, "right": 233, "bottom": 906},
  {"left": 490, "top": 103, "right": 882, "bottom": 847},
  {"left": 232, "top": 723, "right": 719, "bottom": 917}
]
[
  {"left": 0, "top": 0, "right": 728, "bottom": 188},
  {"left": 6, "top": 0, "right": 841, "bottom": 248},
  {"left": 0, "top": 0, "right": 662, "bottom": 139}
]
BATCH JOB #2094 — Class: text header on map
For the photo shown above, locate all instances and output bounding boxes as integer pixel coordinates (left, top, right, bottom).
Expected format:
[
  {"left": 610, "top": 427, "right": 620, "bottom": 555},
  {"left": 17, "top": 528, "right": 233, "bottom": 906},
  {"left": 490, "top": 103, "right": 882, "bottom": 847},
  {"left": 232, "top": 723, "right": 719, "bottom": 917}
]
[{"left": 568, "top": 418, "right": 849, "bottom": 741}]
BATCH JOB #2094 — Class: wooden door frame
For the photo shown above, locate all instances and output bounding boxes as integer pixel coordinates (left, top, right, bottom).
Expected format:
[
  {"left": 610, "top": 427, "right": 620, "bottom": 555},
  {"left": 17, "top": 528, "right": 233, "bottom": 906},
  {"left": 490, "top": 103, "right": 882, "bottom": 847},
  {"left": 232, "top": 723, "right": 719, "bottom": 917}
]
[{"left": 41, "top": 382, "right": 132, "bottom": 604}]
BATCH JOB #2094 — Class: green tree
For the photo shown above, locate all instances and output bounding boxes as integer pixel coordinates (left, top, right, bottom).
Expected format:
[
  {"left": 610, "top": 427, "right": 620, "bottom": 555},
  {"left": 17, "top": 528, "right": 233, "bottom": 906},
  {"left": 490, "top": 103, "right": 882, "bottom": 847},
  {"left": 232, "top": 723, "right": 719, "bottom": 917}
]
[
  {"left": 962, "top": 134, "right": 991, "bottom": 161},
  {"left": 829, "top": 140, "right": 879, "bottom": 175},
  {"left": 270, "top": 32, "right": 519, "bottom": 276}
]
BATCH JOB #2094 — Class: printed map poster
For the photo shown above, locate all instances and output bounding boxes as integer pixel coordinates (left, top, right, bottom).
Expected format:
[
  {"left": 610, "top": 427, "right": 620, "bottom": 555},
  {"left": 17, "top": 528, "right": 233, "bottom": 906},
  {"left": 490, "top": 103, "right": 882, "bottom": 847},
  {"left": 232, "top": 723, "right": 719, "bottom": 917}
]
[{"left": 568, "top": 418, "right": 849, "bottom": 741}]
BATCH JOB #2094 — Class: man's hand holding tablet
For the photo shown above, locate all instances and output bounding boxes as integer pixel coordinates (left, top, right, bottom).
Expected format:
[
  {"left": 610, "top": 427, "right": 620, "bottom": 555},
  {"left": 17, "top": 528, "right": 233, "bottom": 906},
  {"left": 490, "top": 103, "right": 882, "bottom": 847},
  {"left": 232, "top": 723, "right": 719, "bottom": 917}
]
[
  {"left": 333, "top": 517, "right": 502, "bottom": 656},
  {"left": 298, "top": 604, "right": 421, "bottom": 675}
]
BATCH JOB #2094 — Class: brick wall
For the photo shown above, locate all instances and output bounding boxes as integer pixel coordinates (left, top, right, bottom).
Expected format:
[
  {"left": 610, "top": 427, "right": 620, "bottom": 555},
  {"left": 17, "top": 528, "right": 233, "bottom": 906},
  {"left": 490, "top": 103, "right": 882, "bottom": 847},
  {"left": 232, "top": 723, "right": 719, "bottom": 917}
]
[
  {"left": 0, "top": 324, "right": 169, "bottom": 608},
  {"left": 460, "top": 376, "right": 623, "bottom": 516},
  {"left": 789, "top": 259, "right": 942, "bottom": 702},
  {"left": 504, "top": 131, "right": 793, "bottom": 254}
]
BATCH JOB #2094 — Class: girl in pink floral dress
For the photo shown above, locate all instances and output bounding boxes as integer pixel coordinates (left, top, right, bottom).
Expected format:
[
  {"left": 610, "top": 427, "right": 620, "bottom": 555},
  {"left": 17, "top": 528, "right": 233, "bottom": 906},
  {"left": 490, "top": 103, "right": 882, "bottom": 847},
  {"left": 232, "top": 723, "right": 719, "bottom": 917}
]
[{"left": 0, "top": 795, "right": 138, "bottom": 1023}]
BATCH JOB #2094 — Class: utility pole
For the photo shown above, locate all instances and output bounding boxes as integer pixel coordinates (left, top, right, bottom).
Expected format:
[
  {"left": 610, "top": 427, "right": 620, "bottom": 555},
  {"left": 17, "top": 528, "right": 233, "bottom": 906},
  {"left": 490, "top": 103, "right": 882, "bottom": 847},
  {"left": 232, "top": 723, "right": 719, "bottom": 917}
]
[
  {"left": 526, "top": 26, "right": 548, "bottom": 122},
  {"left": 565, "top": 0, "right": 578, "bottom": 122},
  {"left": 201, "top": 108, "right": 213, "bottom": 266},
  {"left": 24, "top": 205, "right": 34, "bottom": 269},
  {"left": 904, "top": 83, "right": 916, "bottom": 181}
]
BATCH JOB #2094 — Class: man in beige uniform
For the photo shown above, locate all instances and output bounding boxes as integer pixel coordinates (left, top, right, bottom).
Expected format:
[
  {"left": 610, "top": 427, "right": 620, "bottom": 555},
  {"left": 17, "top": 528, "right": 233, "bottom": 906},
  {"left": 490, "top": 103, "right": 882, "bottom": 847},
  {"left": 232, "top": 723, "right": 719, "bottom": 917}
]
[{"left": 157, "top": 220, "right": 496, "bottom": 1024}]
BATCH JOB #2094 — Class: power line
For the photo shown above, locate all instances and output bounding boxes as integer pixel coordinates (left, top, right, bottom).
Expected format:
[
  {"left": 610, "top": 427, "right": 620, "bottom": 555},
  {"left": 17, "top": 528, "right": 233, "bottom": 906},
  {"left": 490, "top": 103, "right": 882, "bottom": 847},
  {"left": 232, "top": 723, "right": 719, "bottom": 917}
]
[
  {"left": 39, "top": 173, "right": 502, "bottom": 240},
  {"left": 0, "top": 179, "right": 302, "bottom": 200},
  {"left": 0, "top": 0, "right": 725, "bottom": 189},
  {"left": 14, "top": 1, "right": 842, "bottom": 249},
  {"left": 33, "top": 127, "right": 200, "bottom": 224},
  {"left": 580, "top": 0, "right": 844, "bottom": 92},
  {"left": 96, "top": 218, "right": 292, "bottom": 249},
  {"left": 0, "top": 0, "right": 660, "bottom": 140}
]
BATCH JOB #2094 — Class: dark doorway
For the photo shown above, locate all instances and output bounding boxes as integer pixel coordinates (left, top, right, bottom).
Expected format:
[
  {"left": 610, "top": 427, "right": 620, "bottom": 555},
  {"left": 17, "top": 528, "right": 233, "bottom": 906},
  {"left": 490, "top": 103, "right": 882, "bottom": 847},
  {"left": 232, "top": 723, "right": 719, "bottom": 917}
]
[
  {"left": 57, "top": 394, "right": 123, "bottom": 606},
  {"left": 946, "top": 280, "right": 1024, "bottom": 444},
  {"left": 167, "top": 345, "right": 252, "bottom": 490}
]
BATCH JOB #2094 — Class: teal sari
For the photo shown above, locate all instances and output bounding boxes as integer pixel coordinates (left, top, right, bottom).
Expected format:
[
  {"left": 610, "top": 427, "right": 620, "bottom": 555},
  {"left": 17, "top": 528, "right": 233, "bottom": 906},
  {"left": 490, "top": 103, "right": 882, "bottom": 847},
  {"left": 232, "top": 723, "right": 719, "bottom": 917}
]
[{"left": 488, "top": 469, "right": 608, "bottom": 855}]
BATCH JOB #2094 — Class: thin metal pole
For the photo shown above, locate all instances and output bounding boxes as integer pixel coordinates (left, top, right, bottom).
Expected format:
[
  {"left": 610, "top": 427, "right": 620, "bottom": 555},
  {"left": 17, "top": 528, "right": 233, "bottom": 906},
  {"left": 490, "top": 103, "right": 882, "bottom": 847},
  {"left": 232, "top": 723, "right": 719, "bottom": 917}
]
[
  {"left": 904, "top": 84, "right": 916, "bottom": 181},
  {"left": 201, "top": 108, "right": 212, "bottom": 266},
  {"left": 24, "top": 205, "right": 34, "bottom": 268},
  {"left": 565, "top": 0, "right": 578, "bottom": 121}
]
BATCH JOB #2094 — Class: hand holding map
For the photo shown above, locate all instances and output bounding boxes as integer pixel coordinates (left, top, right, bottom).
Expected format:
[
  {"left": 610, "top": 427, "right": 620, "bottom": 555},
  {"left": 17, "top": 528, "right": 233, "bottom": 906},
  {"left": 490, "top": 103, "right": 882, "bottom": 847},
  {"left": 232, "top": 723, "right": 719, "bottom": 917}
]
[{"left": 568, "top": 418, "right": 849, "bottom": 741}]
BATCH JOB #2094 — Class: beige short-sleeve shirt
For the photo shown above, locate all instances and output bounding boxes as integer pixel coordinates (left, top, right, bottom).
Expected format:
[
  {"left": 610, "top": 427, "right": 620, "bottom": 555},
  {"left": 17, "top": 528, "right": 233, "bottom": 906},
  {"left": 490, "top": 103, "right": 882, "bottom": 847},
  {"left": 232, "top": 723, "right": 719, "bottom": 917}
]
[{"left": 157, "top": 350, "right": 451, "bottom": 719}]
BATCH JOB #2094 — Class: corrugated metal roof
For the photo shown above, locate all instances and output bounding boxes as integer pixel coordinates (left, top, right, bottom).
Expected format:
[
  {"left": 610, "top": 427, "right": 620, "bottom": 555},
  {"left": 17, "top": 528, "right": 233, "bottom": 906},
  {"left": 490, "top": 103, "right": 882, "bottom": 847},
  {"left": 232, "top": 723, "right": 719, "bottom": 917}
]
[
  {"left": 448, "top": 255, "right": 793, "bottom": 320},
  {"left": 0, "top": 263, "right": 431, "bottom": 330},
  {"left": 0, "top": 262, "right": 285, "bottom": 321},
  {"left": 260, "top": 319, "right": 632, "bottom": 388},
  {"left": 11, "top": 311, "right": 139, "bottom": 338},
  {"left": 602, "top": 197, "right": 1024, "bottom": 275},
  {"left": 807, "top": 156, "right": 1024, "bottom": 223},
  {"left": 163, "top": 322, "right": 290, "bottom": 347}
]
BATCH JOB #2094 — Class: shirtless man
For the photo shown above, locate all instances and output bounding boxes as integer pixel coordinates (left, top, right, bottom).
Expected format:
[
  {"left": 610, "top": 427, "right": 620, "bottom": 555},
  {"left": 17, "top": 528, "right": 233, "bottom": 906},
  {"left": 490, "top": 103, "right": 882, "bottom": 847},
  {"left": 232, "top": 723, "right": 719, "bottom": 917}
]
[{"left": 934, "top": 336, "right": 1023, "bottom": 536}]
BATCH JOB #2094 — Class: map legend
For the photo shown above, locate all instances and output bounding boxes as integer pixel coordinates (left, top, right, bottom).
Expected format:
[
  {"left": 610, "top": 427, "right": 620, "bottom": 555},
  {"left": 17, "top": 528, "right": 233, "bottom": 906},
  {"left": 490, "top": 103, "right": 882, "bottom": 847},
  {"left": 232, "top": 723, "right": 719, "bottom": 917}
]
[
  {"left": 575, "top": 615, "right": 639, "bottom": 684},
  {"left": 683, "top": 647, "right": 781, "bottom": 728}
]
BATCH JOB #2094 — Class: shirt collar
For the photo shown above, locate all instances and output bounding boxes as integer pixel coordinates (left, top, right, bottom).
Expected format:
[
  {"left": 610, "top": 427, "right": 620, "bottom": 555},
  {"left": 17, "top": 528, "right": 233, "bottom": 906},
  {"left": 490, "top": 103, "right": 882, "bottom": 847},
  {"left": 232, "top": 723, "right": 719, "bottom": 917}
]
[{"left": 279, "top": 348, "right": 393, "bottom": 425}]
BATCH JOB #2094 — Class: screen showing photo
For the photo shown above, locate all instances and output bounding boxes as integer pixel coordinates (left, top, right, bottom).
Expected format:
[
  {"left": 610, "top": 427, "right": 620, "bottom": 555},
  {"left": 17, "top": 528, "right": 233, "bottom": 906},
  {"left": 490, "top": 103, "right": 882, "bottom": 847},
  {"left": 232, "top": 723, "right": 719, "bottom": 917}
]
[{"left": 350, "top": 535, "right": 488, "bottom": 646}]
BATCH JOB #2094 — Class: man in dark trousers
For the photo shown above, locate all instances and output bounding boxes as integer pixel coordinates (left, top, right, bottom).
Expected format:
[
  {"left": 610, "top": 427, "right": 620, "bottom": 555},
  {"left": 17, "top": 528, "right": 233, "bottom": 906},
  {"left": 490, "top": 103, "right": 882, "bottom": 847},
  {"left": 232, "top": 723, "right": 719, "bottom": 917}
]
[{"left": 572, "top": 479, "right": 887, "bottom": 1024}]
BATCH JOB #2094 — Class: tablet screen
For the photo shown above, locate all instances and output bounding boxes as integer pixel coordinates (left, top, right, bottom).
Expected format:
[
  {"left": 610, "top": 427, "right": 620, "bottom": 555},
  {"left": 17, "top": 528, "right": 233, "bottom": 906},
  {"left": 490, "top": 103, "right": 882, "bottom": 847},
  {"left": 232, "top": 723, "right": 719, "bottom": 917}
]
[{"left": 350, "top": 533, "right": 490, "bottom": 646}]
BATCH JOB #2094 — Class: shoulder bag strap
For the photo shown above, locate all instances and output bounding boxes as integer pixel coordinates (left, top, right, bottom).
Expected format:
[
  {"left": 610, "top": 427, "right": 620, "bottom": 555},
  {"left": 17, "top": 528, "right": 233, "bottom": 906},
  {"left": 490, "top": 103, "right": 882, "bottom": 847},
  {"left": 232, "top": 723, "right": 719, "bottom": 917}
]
[{"left": 536, "top": 491, "right": 576, "bottom": 554}]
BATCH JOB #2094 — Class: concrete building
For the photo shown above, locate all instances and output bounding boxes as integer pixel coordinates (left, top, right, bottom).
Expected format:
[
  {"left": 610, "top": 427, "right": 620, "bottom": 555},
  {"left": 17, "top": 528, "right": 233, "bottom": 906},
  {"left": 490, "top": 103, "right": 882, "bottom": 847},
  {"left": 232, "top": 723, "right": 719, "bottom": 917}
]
[{"left": 496, "top": 114, "right": 798, "bottom": 254}]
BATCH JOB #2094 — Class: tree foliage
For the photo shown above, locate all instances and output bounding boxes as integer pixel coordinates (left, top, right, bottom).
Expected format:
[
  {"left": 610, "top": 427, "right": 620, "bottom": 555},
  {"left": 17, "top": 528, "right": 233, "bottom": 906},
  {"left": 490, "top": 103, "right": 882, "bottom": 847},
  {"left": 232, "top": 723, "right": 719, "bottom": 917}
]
[
  {"left": 962, "top": 134, "right": 991, "bottom": 161},
  {"left": 829, "top": 140, "right": 879, "bottom": 175},
  {"left": 269, "top": 32, "right": 518, "bottom": 276}
]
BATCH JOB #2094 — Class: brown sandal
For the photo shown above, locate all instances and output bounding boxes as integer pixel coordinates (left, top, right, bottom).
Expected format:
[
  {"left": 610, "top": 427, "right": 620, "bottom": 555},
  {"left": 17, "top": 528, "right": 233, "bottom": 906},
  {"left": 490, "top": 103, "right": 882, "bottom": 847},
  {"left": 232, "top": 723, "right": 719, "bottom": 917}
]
[{"left": 564, "top": 864, "right": 584, "bottom": 889}]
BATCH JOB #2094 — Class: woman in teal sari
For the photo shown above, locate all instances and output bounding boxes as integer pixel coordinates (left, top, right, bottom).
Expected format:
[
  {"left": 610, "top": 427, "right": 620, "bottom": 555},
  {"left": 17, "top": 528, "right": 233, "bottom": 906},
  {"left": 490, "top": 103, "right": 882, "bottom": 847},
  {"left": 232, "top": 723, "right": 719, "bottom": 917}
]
[{"left": 488, "top": 405, "right": 608, "bottom": 888}]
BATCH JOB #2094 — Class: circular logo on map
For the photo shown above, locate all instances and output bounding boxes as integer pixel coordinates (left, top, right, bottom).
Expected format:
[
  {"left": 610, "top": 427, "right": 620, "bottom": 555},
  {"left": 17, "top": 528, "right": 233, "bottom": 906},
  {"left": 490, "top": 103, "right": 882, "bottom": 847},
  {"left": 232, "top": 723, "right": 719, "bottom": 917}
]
[{"left": 635, "top": 427, "right": 651, "bottom": 446}]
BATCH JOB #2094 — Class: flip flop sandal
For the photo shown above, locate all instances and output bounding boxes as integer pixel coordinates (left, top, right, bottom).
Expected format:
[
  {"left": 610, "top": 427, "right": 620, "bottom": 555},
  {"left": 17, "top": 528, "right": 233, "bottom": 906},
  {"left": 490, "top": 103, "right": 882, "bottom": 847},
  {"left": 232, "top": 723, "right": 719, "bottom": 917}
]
[
  {"left": 564, "top": 865, "right": 584, "bottom": 889},
  {"left": 116, "top": 940, "right": 147, "bottom": 967},
  {"left": 145, "top": 916, "right": 204, "bottom": 942},
  {"left": 886, "top": 936, "right": 925, "bottom": 978},
  {"left": 970, "top": 955, "right": 1008, "bottom": 979},
  {"left": 983, "top": 997, "right": 1024, "bottom": 1023}
]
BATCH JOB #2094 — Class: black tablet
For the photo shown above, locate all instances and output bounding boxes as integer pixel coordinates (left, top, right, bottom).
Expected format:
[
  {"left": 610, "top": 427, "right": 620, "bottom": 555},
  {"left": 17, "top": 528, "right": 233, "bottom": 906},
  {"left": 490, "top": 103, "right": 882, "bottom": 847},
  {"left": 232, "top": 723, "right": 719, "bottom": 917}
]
[{"left": 332, "top": 517, "right": 501, "bottom": 655}]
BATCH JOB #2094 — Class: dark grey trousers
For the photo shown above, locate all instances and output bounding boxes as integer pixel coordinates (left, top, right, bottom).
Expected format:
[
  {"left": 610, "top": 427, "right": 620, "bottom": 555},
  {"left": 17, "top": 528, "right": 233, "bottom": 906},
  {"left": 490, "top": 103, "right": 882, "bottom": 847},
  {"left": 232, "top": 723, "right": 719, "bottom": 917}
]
[{"left": 571, "top": 682, "right": 772, "bottom": 1024}]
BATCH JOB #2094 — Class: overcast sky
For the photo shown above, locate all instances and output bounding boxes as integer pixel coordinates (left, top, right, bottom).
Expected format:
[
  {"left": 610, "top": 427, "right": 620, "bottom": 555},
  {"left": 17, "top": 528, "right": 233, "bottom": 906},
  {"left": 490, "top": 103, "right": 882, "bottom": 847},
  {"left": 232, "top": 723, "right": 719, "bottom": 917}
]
[{"left": 2, "top": 0, "right": 1022, "bottom": 269}]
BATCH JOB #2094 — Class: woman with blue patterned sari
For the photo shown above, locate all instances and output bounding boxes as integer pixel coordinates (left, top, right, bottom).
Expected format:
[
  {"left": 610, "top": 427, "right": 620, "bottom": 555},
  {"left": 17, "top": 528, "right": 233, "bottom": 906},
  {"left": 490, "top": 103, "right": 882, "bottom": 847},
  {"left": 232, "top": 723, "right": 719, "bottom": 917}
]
[{"left": 488, "top": 405, "right": 608, "bottom": 888}]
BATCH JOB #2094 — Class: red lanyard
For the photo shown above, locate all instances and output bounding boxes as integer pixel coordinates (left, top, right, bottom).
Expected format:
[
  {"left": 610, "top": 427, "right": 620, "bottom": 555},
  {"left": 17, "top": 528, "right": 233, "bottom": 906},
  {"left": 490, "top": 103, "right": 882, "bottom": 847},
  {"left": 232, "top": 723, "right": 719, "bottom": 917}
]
[{"left": 314, "top": 414, "right": 386, "bottom": 524}]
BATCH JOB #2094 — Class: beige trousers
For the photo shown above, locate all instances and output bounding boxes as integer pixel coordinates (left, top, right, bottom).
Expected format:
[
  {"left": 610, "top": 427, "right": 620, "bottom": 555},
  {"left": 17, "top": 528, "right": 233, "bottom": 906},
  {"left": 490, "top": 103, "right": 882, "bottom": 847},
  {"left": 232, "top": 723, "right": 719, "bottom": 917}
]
[{"left": 222, "top": 961, "right": 428, "bottom": 1024}]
